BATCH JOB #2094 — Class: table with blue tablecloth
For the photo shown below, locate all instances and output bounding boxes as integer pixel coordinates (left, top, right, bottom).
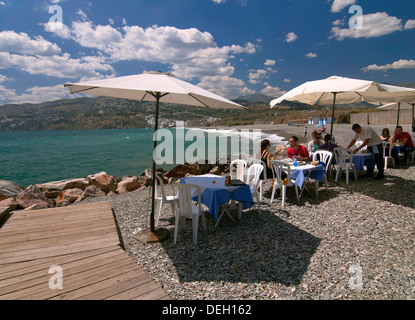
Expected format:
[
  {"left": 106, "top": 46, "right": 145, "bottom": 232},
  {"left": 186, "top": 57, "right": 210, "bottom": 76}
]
[
  {"left": 352, "top": 152, "right": 375, "bottom": 171},
  {"left": 180, "top": 175, "right": 254, "bottom": 221}
]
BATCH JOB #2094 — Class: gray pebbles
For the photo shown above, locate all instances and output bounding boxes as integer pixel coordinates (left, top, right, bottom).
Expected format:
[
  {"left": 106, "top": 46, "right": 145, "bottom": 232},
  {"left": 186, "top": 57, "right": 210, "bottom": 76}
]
[{"left": 76, "top": 164, "right": 415, "bottom": 300}]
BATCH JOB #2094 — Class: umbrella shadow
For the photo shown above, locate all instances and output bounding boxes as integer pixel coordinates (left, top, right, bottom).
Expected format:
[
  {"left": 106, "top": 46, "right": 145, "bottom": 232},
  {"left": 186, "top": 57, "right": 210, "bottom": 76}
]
[
  {"left": 352, "top": 173, "right": 415, "bottom": 208},
  {"left": 161, "top": 209, "right": 321, "bottom": 286}
]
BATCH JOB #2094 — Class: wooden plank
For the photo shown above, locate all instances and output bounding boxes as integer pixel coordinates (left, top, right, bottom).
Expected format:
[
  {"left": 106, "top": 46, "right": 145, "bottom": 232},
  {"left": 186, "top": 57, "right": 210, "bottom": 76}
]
[{"left": 0, "top": 201, "right": 169, "bottom": 300}]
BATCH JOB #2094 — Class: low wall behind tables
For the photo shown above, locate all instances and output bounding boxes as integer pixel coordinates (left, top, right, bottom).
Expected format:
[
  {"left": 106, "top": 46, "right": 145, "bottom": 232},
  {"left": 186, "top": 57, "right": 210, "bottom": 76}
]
[{"left": 350, "top": 109, "right": 414, "bottom": 126}]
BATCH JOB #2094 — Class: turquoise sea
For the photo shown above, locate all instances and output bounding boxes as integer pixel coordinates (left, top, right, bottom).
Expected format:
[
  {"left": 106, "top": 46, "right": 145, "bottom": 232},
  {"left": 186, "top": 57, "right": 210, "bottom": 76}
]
[{"left": 0, "top": 128, "right": 284, "bottom": 187}]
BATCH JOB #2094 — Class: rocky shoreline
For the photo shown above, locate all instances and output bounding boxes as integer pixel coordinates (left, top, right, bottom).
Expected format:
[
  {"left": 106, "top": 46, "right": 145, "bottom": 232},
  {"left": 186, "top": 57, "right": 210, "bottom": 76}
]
[{"left": 0, "top": 161, "right": 231, "bottom": 222}]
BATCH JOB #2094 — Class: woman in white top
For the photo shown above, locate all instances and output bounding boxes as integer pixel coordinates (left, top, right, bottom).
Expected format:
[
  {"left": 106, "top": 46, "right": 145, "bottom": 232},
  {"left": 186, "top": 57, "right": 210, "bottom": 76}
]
[{"left": 307, "top": 130, "right": 322, "bottom": 153}]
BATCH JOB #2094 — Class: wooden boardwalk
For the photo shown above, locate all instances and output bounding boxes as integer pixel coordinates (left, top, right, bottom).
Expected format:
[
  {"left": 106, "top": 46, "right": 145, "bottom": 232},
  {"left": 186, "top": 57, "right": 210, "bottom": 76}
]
[{"left": 0, "top": 201, "right": 169, "bottom": 300}]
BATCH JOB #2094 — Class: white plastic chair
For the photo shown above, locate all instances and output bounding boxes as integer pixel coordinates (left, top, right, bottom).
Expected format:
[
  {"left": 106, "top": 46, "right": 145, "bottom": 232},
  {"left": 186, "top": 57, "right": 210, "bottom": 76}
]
[
  {"left": 241, "top": 163, "right": 263, "bottom": 217},
  {"left": 230, "top": 159, "right": 248, "bottom": 182},
  {"left": 174, "top": 183, "right": 207, "bottom": 245},
  {"left": 270, "top": 161, "right": 299, "bottom": 208},
  {"left": 154, "top": 176, "right": 178, "bottom": 227},
  {"left": 381, "top": 141, "right": 395, "bottom": 169},
  {"left": 333, "top": 147, "right": 357, "bottom": 184},
  {"left": 312, "top": 150, "right": 333, "bottom": 190}
]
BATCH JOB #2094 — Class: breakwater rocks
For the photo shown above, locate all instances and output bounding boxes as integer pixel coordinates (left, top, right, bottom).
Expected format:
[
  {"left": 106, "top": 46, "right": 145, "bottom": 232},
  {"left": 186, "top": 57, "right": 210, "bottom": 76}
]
[{"left": 0, "top": 162, "right": 230, "bottom": 217}]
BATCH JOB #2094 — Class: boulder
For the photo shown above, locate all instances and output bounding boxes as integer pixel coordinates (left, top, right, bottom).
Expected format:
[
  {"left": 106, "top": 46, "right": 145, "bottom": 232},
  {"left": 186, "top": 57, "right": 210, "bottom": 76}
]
[
  {"left": 15, "top": 184, "right": 53, "bottom": 209},
  {"left": 56, "top": 188, "right": 84, "bottom": 206},
  {"left": 0, "top": 180, "right": 24, "bottom": 201},
  {"left": 165, "top": 163, "right": 201, "bottom": 178},
  {"left": 0, "top": 198, "right": 20, "bottom": 211},
  {"left": 87, "top": 172, "right": 117, "bottom": 193},
  {"left": 116, "top": 176, "right": 141, "bottom": 194},
  {"left": 40, "top": 178, "right": 89, "bottom": 198},
  {"left": 75, "top": 185, "right": 106, "bottom": 203}
]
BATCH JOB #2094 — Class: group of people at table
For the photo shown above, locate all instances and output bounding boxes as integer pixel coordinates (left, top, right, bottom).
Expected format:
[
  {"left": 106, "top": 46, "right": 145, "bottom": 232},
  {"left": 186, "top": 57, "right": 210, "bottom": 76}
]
[{"left": 260, "top": 124, "right": 415, "bottom": 182}]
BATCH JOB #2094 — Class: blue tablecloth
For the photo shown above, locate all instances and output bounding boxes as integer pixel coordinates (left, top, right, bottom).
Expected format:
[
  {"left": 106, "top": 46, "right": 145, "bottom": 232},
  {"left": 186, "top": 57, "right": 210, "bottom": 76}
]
[
  {"left": 180, "top": 177, "right": 254, "bottom": 220},
  {"left": 352, "top": 153, "right": 375, "bottom": 171},
  {"left": 290, "top": 165, "right": 325, "bottom": 188}
]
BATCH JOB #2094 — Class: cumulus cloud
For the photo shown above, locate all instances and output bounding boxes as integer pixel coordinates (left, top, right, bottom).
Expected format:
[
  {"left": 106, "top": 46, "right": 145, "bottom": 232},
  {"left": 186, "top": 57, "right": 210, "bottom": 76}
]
[
  {"left": 0, "top": 31, "right": 61, "bottom": 56},
  {"left": 305, "top": 52, "right": 317, "bottom": 59},
  {"left": 284, "top": 32, "right": 298, "bottom": 43},
  {"left": 330, "top": 12, "right": 403, "bottom": 40},
  {"left": 197, "top": 75, "right": 254, "bottom": 99},
  {"left": 43, "top": 19, "right": 257, "bottom": 97},
  {"left": 404, "top": 20, "right": 415, "bottom": 30},
  {"left": 260, "top": 82, "right": 286, "bottom": 97},
  {"left": 362, "top": 59, "right": 415, "bottom": 72},
  {"left": 331, "top": 0, "right": 356, "bottom": 13},
  {"left": 0, "top": 84, "right": 72, "bottom": 104},
  {"left": 264, "top": 59, "right": 276, "bottom": 66}
]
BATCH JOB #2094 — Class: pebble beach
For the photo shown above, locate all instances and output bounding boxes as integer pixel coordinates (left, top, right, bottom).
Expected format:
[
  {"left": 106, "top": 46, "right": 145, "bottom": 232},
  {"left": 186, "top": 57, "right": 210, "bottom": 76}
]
[{"left": 69, "top": 123, "right": 415, "bottom": 300}]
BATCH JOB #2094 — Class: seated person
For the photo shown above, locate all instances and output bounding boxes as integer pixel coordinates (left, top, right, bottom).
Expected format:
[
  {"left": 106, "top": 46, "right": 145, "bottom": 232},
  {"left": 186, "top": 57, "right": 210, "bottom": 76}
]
[
  {"left": 307, "top": 130, "right": 322, "bottom": 153},
  {"left": 317, "top": 134, "right": 338, "bottom": 152},
  {"left": 287, "top": 136, "right": 310, "bottom": 161},
  {"left": 380, "top": 128, "right": 395, "bottom": 167},
  {"left": 392, "top": 126, "right": 415, "bottom": 165}
]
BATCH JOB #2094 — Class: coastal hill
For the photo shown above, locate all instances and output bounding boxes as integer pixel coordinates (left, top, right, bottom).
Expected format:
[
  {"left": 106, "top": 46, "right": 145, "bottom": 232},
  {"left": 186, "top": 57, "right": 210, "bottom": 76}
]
[{"left": 1, "top": 84, "right": 412, "bottom": 132}]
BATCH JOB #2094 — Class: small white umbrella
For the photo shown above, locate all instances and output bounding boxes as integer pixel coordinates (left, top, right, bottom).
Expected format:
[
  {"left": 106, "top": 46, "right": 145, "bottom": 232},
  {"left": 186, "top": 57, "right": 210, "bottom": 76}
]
[
  {"left": 377, "top": 102, "right": 415, "bottom": 127},
  {"left": 270, "top": 76, "right": 415, "bottom": 136},
  {"left": 65, "top": 71, "right": 246, "bottom": 242}
]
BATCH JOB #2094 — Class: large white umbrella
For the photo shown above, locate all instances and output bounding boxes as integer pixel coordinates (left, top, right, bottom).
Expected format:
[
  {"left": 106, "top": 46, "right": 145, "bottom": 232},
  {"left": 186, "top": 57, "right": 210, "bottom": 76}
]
[
  {"left": 65, "top": 71, "right": 246, "bottom": 242},
  {"left": 270, "top": 76, "right": 415, "bottom": 136},
  {"left": 377, "top": 102, "right": 415, "bottom": 128}
]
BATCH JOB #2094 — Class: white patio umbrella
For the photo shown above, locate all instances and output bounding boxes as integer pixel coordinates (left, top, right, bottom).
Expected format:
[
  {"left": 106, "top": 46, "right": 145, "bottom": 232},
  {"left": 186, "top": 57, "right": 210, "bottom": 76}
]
[
  {"left": 377, "top": 102, "right": 415, "bottom": 128},
  {"left": 64, "top": 71, "right": 246, "bottom": 242},
  {"left": 270, "top": 76, "right": 415, "bottom": 136}
]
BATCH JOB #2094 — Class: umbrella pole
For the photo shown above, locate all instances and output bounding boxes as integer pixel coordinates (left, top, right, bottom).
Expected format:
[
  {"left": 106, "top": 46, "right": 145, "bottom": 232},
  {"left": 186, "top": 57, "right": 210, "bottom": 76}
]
[
  {"left": 136, "top": 92, "right": 170, "bottom": 243},
  {"left": 396, "top": 102, "right": 401, "bottom": 127},
  {"left": 412, "top": 103, "right": 415, "bottom": 132},
  {"left": 329, "top": 92, "right": 337, "bottom": 137}
]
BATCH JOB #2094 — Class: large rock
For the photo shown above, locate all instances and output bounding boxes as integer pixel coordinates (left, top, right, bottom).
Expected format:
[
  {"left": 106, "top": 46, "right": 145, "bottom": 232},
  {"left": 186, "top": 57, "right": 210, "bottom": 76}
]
[
  {"left": 56, "top": 188, "right": 84, "bottom": 206},
  {"left": 116, "top": 176, "right": 141, "bottom": 194},
  {"left": 15, "top": 184, "right": 53, "bottom": 209},
  {"left": 40, "top": 178, "right": 89, "bottom": 198},
  {"left": 165, "top": 163, "right": 201, "bottom": 178},
  {"left": 75, "top": 185, "right": 106, "bottom": 203},
  {"left": 0, "top": 180, "right": 24, "bottom": 201},
  {"left": 87, "top": 172, "right": 117, "bottom": 193}
]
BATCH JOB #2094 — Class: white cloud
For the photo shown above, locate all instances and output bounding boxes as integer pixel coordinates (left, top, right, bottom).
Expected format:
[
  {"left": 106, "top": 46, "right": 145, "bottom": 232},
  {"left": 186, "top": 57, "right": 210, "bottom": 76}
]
[
  {"left": 248, "top": 69, "right": 267, "bottom": 84},
  {"left": 0, "top": 84, "right": 72, "bottom": 104},
  {"left": 331, "top": 0, "right": 356, "bottom": 13},
  {"left": 283, "top": 78, "right": 291, "bottom": 83},
  {"left": 0, "top": 31, "right": 61, "bottom": 56},
  {"left": 264, "top": 59, "right": 276, "bottom": 66},
  {"left": 197, "top": 75, "right": 253, "bottom": 99},
  {"left": 330, "top": 12, "right": 403, "bottom": 40},
  {"left": 212, "top": 0, "right": 226, "bottom": 3},
  {"left": 284, "top": 32, "right": 298, "bottom": 43},
  {"left": 362, "top": 59, "right": 415, "bottom": 72},
  {"left": 404, "top": 20, "right": 415, "bottom": 30},
  {"left": 305, "top": 52, "right": 317, "bottom": 59},
  {"left": 260, "top": 82, "right": 286, "bottom": 97}
]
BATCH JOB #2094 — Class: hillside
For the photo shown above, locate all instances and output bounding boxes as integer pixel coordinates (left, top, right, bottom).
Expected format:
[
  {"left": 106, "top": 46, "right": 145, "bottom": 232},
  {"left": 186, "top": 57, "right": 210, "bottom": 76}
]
[{"left": 0, "top": 89, "right": 405, "bottom": 132}]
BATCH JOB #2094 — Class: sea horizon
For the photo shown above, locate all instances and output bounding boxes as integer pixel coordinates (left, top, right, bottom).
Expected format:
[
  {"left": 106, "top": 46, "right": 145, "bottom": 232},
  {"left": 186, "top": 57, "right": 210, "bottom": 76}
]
[{"left": 0, "top": 127, "right": 286, "bottom": 187}]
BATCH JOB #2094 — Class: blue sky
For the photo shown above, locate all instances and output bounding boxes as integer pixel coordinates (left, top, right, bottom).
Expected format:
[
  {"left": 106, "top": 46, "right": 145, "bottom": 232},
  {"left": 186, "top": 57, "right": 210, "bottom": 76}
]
[{"left": 0, "top": 0, "right": 414, "bottom": 105}]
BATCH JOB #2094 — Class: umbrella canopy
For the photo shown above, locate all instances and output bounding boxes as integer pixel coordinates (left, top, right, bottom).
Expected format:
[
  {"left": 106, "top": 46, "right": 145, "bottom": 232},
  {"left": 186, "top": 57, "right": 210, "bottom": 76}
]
[
  {"left": 64, "top": 71, "right": 246, "bottom": 242},
  {"left": 270, "top": 76, "right": 415, "bottom": 136},
  {"left": 65, "top": 71, "right": 244, "bottom": 110},
  {"left": 377, "top": 102, "right": 415, "bottom": 127}
]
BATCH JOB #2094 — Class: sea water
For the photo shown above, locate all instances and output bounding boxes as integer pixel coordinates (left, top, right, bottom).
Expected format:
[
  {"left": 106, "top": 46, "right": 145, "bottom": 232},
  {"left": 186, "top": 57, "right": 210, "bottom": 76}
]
[{"left": 0, "top": 128, "right": 285, "bottom": 186}]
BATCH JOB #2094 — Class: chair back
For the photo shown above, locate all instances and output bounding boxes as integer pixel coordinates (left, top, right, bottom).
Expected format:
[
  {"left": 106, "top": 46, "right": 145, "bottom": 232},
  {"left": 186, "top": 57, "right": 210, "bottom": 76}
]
[
  {"left": 176, "top": 183, "right": 201, "bottom": 216},
  {"left": 154, "top": 175, "right": 165, "bottom": 200},
  {"left": 230, "top": 159, "right": 248, "bottom": 181},
  {"left": 246, "top": 164, "right": 264, "bottom": 191},
  {"left": 381, "top": 141, "right": 392, "bottom": 158},
  {"left": 270, "top": 161, "right": 292, "bottom": 186},
  {"left": 313, "top": 150, "right": 333, "bottom": 172},
  {"left": 333, "top": 147, "right": 353, "bottom": 165}
]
